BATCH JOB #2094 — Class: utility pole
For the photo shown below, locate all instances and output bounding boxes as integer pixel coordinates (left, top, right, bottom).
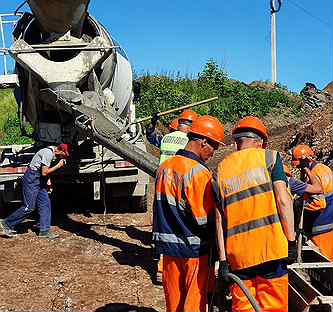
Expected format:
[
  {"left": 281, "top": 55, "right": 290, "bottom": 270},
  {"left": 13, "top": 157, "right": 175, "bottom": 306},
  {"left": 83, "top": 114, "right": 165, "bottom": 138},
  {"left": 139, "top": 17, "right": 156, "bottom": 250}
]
[{"left": 270, "top": 0, "right": 282, "bottom": 85}]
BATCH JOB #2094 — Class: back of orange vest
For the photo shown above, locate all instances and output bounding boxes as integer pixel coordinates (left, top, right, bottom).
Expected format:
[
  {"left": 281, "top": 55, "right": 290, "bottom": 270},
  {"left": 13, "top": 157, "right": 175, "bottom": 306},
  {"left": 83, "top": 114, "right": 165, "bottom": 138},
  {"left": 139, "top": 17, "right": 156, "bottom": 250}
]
[{"left": 217, "top": 148, "right": 287, "bottom": 270}]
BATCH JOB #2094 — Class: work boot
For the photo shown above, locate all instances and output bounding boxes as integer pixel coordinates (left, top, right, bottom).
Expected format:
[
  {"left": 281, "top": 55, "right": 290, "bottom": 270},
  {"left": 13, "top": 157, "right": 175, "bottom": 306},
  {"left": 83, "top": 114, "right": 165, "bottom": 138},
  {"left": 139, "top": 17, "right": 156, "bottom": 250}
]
[
  {"left": 38, "top": 231, "right": 59, "bottom": 239},
  {"left": 0, "top": 219, "right": 17, "bottom": 237}
]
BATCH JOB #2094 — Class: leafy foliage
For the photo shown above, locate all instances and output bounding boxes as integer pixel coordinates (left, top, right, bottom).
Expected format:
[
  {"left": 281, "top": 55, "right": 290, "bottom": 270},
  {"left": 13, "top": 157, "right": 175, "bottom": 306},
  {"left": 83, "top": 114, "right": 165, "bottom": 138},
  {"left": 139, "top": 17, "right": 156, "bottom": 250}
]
[
  {"left": 0, "top": 60, "right": 302, "bottom": 145},
  {"left": 0, "top": 90, "right": 33, "bottom": 145},
  {"left": 136, "top": 59, "right": 302, "bottom": 125}
]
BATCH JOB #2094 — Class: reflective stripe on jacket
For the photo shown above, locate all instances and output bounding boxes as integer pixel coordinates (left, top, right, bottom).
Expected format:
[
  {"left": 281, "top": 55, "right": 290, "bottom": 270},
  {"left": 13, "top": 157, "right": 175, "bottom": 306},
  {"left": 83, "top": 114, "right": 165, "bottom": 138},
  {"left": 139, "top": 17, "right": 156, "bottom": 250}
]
[
  {"left": 304, "top": 163, "right": 333, "bottom": 236},
  {"left": 153, "top": 151, "right": 215, "bottom": 258},
  {"left": 159, "top": 131, "right": 189, "bottom": 164},
  {"left": 217, "top": 148, "right": 287, "bottom": 271}
]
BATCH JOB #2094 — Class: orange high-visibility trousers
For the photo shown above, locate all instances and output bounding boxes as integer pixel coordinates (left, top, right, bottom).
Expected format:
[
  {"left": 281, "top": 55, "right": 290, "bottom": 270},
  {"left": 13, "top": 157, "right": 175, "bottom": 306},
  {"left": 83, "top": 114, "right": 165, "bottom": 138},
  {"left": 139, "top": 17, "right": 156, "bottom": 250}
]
[
  {"left": 230, "top": 274, "right": 288, "bottom": 312},
  {"left": 311, "top": 231, "right": 333, "bottom": 261},
  {"left": 163, "top": 255, "right": 212, "bottom": 312}
]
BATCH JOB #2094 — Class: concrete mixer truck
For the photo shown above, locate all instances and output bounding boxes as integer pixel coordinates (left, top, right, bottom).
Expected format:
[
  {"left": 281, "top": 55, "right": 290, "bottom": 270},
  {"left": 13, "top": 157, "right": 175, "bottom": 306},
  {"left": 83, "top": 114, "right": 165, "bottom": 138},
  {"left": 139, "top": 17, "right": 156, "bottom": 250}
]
[{"left": 0, "top": 0, "right": 159, "bottom": 212}]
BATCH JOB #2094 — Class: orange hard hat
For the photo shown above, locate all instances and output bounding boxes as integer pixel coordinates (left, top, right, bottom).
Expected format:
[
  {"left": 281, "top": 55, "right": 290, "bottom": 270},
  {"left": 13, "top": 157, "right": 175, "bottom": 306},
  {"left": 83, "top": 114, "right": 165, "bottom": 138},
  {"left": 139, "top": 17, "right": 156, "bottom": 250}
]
[
  {"left": 169, "top": 118, "right": 179, "bottom": 131},
  {"left": 291, "top": 144, "right": 314, "bottom": 167},
  {"left": 283, "top": 164, "right": 292, "bottom": 177},
  {"left": 179, "top": 110, "right": 198, "bottom": 123},
  {"left": 189, "top": 115, "right": 224, "bottom": 144},
  {"left": 232, "top": 116, "right": 268, "bottom": 142}
]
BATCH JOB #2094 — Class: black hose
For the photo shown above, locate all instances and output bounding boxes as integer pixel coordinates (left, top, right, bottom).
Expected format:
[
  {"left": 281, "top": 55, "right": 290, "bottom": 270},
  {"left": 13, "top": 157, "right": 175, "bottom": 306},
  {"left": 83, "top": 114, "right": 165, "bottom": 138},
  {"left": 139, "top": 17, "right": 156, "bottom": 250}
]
[{"left": 227, "top": 273, "right": 262, "bottom": 312}]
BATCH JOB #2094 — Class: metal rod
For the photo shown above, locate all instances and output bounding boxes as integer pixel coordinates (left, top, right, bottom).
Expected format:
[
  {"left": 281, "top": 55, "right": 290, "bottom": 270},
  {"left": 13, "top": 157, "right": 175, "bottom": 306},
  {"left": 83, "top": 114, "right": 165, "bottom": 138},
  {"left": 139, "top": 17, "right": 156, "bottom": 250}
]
[
  {"left": 0, "top": 15, "right": 7, "bottom": 74},
  {"left": 2, "top": 20, "right": 19, "bottom": 24},
  {"left": 30, "top": 43, "right": 119, "bottom": 49},
  {"left": 10, "top": 46, "right": 117, "bottom": 54},
  {"left": 133, "top": 96, "right": 218, "bottom": 124},
  {"left": 0, "top": 13, "right": 23, "bottom": 17},
  {"left": 288, "top": 262, "right": 333, "bottom": 269},
  {"left": 297, "top": 203, "right": 304, "bottom": 263}
]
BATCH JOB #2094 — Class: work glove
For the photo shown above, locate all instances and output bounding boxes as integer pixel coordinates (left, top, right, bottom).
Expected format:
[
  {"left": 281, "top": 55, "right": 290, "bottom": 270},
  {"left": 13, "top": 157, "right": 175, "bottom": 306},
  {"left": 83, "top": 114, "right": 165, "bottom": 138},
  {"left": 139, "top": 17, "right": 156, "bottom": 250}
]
[
  {"left": 217, "top": 260, "right": 230, "bottom": 289},
  {"left": 287, "top": 240, "right": 297, "bottom": 264},
  {"left": 300, "top": 158, "right": 310, "bottom": 169},
  {"left": 151, "top": 113, "right": 159, "bottom": 128}
]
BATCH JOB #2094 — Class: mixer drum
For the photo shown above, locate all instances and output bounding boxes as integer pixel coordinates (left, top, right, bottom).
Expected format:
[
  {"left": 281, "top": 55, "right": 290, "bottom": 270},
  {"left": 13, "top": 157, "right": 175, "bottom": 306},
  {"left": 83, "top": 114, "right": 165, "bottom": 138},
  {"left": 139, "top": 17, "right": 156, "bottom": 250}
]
[{"left": 27, "top": 0, "right": 90, "bottom": 36}]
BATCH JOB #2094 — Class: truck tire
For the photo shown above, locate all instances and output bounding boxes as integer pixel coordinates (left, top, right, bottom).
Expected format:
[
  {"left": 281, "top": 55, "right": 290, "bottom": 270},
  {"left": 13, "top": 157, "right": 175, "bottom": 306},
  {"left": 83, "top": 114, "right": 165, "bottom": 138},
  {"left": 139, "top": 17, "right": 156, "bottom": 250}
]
[
  {"left": 130, "top": 194, "right": 148, "bottom": 213},
  {"left": 0, "top": 191, "right": 5, "bottom": 218},
  {"left": 0, "top": 191, "right": 11, "bottom": 218}
]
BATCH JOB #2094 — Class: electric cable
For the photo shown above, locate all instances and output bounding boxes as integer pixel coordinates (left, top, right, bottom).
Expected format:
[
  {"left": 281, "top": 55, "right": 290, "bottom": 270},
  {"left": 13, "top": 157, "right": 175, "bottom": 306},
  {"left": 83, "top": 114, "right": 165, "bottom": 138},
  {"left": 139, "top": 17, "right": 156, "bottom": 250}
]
[{"left": 288, "top": 0, "right": 330, "bottom": 28}]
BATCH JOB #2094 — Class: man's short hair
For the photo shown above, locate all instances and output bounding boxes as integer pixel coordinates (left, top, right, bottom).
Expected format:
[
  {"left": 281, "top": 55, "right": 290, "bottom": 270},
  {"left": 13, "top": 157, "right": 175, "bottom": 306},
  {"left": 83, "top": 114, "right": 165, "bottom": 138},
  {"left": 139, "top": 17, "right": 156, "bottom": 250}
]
[
  {"left": 178, "top": 119, "right": 192, "bottom": 127},
  {"left": 232, "top": 130, "right": 262, "bottom": 141}
]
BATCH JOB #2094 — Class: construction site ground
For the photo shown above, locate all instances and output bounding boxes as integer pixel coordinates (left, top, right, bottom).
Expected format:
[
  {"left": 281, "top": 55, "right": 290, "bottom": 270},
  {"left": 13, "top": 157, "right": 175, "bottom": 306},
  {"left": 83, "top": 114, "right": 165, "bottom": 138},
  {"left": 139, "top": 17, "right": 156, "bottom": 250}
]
[{"left": 0, "top": 104, "right": 331, "bottom": 312}]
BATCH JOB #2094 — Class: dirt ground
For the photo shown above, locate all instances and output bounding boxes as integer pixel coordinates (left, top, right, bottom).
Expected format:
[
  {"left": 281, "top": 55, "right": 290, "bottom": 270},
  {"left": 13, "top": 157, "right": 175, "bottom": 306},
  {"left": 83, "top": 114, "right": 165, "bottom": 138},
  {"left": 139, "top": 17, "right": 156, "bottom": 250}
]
[
  {"left": 0, "top": 104, "right": 331, "bottom": 312},
  {"left": 0, "top": 183, "right": 165, "bottom": 312}
]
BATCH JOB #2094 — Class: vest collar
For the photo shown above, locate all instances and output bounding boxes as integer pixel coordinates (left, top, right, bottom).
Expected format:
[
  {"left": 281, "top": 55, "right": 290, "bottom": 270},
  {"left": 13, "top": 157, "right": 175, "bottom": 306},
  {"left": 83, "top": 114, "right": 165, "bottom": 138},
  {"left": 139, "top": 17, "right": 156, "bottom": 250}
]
[{"left": 176, "top": 149, "right": 209, "bottom": 169}]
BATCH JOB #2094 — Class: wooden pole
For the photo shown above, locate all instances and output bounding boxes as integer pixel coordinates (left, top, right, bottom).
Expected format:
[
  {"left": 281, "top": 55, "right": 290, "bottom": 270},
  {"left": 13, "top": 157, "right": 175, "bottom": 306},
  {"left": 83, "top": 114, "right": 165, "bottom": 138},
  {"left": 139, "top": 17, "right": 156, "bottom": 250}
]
[{"left": 132, "top": 96, "right": 218, "bottom": 124}]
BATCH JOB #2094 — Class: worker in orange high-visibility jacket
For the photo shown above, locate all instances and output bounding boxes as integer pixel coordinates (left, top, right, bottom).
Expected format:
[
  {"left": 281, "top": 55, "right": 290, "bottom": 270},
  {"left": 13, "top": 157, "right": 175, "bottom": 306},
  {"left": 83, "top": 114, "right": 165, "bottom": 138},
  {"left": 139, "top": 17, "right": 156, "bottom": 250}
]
[
  {"left": 153, "top": 115, "right": 225, "bottom": 312},
  {"left": 291, "top": 144, "right": 333, "bottom": 261},
  {"left": 216, "top": 116, "right": 296, "bottom": 312},
  {"left": 283, "top": 163, "right": 323, "bottom": 198},
  {"left": 149, "top": 111, "right": 199, "bottom": 284}
]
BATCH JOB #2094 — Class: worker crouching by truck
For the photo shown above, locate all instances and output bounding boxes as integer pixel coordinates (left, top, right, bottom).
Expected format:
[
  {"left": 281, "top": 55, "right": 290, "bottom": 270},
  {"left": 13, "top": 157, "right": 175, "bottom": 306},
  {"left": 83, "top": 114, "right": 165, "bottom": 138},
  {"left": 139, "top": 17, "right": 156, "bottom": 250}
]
[
  {"left": 291, "top": 144, "right": 333, "bottom": 261},
  {"left": 215, "top": 116, "right": 297, "bottom": 312},
  {"left": 153, "top": 115, "right": 224, "bottom": 312},
  {"left": 0, "top": 144, "right": 69, "bottom": 239}
]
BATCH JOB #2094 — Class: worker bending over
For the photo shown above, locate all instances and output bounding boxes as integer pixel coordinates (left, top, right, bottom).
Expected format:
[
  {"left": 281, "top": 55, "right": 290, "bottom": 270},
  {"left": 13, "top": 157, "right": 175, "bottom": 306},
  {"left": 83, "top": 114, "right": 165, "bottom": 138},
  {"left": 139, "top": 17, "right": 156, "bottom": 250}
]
[
  {"left": 283, "top": 163, "right": 323, "bottom": 197},
  {"left": 0, "top": 144, "right": 69, "bottom": 239},
  {"left": 153, "top": 116, "right": 224, "bottom": 312},
  {"left": 291, "top": 144, "right": 333, "bottom": 261},
  {"left": 216, "top": 116, "right": 296, "bottom": 312}
]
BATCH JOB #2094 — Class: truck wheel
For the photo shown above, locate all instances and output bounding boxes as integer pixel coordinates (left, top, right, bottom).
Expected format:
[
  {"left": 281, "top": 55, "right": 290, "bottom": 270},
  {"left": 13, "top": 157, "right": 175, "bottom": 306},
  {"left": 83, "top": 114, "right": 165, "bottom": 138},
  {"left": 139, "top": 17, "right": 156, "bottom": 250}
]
[
  {"left": 130, "top": 194, "right": 148, "bottom": 213},
  {"left": 0, "top": 191, "right": 8, "bottom": 218}
]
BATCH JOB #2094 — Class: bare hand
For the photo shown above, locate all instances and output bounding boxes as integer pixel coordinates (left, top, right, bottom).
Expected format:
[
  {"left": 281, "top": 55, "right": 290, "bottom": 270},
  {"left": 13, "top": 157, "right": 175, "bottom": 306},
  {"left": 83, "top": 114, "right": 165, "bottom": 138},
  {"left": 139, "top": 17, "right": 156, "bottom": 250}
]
[{"left": 57, "top": 159, "right": 66, "bottom": 168}]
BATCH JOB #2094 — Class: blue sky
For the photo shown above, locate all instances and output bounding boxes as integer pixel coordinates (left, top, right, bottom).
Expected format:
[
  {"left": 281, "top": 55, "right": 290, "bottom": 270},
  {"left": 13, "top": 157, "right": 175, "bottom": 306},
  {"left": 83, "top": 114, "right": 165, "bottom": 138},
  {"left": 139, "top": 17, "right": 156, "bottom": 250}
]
[{"left": 1, "top": 0, "right": 332, "bottom": 92}]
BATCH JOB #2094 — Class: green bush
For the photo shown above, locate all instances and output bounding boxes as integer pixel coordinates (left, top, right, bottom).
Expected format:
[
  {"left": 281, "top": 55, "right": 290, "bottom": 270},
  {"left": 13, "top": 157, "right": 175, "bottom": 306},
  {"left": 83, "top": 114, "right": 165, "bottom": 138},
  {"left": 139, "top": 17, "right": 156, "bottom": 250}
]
[
  {"left": 0, "top": 90, "right": 17, "bottom": 133},
  {"left": 0, "top": 90, "right": 34, "bottom": 145},
  {"left": 0, "top": 115, "right": 33, "bottom": 145},
  {"left": 136, "top": 59, "right": 302, "bottom": 125}
]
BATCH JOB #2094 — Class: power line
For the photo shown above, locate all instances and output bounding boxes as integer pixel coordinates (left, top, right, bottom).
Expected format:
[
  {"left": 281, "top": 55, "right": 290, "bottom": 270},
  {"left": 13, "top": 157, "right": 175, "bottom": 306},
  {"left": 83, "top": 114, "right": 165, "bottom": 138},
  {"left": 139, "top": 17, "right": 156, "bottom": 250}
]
[{"left": 288, "top": 0, "right": 331, "bottom": 29}]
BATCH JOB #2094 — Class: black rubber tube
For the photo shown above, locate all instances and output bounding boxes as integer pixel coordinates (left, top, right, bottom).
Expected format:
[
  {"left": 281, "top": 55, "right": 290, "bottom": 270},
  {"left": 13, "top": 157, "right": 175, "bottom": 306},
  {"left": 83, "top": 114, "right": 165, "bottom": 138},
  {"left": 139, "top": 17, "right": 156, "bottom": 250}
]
[{"left": 227, "top": 273, "right": 262, "bottom": 312}]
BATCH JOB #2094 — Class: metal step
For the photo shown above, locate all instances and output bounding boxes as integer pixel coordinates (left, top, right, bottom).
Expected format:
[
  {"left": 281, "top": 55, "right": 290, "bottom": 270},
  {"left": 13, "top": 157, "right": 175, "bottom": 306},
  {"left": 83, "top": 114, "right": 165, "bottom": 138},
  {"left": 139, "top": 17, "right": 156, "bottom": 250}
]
[{"left": 289, "top": 245, "right": 333, "bottom": 312}]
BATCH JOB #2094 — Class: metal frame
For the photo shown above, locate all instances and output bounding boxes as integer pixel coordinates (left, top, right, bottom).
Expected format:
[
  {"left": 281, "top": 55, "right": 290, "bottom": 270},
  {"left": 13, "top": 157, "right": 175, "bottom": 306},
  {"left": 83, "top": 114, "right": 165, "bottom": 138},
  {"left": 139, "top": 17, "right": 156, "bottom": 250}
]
[
  {"left": 289, "top": 245, "right": 333, "bottom": 312},
  {"left": 0, "top": 13, "right": 22, "bottom": 75}
]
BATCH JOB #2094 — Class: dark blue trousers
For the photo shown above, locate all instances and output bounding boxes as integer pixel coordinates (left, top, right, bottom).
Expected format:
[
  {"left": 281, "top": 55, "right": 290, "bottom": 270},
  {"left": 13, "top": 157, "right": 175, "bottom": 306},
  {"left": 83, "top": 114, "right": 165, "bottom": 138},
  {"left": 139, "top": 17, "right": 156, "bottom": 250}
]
[{"left": 5, "top": 169, "right": 51, "bottom": 232}]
